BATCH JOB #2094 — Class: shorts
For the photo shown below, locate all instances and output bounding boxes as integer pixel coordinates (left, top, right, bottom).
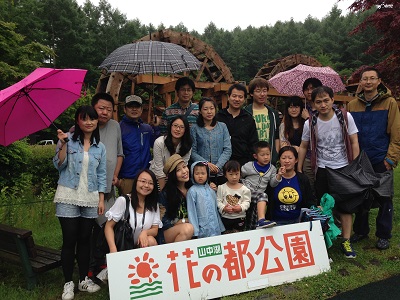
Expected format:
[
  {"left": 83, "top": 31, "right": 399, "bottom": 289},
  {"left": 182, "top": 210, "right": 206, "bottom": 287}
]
[{"left": 55, "top": 202, "right": 98, "bottom": 218}]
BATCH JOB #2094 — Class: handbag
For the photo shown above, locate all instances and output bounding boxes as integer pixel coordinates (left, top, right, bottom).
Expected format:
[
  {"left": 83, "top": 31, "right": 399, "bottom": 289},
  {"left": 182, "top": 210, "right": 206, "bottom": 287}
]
[{"left": 95, "top": 195, "right": 135, "bottom": 258}]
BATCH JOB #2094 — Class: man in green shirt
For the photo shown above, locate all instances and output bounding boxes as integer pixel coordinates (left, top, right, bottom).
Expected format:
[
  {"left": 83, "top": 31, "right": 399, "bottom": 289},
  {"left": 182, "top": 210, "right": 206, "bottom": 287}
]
[{"left": 244, "top": 77, "right": 281, "bottom": 165}]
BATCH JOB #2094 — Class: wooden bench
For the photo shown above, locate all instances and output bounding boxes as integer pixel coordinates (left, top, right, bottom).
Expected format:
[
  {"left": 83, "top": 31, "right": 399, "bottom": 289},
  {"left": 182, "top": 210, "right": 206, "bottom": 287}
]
[{"left": 0, "top": 223, "right": 61, "bottom": 290}]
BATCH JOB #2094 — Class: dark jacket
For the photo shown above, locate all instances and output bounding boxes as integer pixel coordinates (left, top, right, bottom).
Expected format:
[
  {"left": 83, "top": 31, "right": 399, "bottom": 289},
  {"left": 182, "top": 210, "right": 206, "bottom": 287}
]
[
  {"left": 216, "top": 108, "right": 258, "bottom": 166},
  {"left": 244, "top": 104, "right": 281, "bottom": 165},
  {"left": 119, "top": 117, "right": 156, "bottom": 179}
]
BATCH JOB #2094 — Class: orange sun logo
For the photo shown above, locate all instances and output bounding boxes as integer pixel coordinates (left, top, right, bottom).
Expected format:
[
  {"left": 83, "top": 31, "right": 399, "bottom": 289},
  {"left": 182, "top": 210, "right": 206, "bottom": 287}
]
[{"left": 128, "top": 252, "right": 159, "bottom": 285}]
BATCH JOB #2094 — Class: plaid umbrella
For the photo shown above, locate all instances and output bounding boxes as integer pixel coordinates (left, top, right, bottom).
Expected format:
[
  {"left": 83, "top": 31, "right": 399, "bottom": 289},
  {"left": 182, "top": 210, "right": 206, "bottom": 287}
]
[
  {"left": 268, "top": 64, "right": 346, "bottom": 96},
  {"left": 98, "top": 40, "right": 201, "bottom": 74}
]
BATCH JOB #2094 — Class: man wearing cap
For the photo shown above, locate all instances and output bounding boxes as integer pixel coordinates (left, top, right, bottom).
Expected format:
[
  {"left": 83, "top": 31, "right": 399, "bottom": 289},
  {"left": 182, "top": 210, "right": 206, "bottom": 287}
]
[
  {"left": 159, "top": 77, "right": 199, "bottom": 134},
  {"left": 118, "top": 95, "right": 158, "bottom": 194}
]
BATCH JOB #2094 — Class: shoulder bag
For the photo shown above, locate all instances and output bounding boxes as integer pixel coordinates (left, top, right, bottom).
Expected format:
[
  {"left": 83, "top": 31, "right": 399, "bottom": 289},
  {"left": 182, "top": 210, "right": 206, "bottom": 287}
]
[{"left": 95, "top": 195, "right": 135, "bottom": 258}]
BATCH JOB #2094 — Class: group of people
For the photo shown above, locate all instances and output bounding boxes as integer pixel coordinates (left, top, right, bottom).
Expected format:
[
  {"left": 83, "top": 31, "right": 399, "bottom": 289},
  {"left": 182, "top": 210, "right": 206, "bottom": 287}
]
[{"left": 53, "top": 70, "right": 399, "bottom": 300}]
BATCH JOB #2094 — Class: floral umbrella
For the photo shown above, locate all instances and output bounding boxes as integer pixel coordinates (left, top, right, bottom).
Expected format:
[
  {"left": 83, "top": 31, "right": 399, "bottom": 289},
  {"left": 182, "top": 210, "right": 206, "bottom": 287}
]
[{"left": 268, "top": 64, "right": 346, "bottom": 96}]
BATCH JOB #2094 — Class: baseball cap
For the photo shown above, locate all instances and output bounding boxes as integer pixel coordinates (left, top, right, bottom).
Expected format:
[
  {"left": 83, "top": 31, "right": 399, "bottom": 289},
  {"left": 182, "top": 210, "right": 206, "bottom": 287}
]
[{"left": 125, "top": 95, "right": 143, "bottom": 105}]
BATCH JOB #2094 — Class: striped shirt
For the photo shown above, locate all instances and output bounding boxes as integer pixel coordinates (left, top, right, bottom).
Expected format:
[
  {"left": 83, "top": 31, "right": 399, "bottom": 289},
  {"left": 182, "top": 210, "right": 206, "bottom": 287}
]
[{"left": 159, "top": 101, "right": 199, "bottom": 134}]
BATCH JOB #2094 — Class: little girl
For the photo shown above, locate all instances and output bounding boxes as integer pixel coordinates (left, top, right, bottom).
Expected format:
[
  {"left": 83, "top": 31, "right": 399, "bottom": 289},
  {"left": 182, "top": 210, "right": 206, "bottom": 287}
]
[
  {"left": 217, "top": 160, "right": 251, "bottom": 233},
  {"left": 187, "top": 161, "right": 225, "bottom": 238}
]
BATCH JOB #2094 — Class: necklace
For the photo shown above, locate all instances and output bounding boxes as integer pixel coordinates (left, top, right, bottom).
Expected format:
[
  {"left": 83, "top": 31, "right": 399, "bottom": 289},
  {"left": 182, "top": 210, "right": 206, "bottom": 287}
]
[{"left": 283, "top": 174, "right": 296, "bottom": 185}]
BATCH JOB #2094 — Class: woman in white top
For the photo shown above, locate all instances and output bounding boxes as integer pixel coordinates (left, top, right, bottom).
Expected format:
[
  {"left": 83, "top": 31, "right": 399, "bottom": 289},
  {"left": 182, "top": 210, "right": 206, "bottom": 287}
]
[
  {"left": 105, "top": 169, "right": 162, "bottom": 250},
  {"left": 149, "top": 115, "right": 192, "bottom": 190}
]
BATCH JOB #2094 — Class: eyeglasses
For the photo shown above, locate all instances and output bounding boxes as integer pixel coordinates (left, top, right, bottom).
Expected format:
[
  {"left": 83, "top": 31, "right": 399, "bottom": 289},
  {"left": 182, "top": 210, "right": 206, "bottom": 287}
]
[
  {"left": 172, "top": 124, "right": 185, "bottom": 130},
  {"left": 137, "top": 179, "right": 154, "bottom": 186},
  {"left": 201, "top": 106, "right": 215, "bottom": 112},
  {"left": 288, "top": 105, "right": 300, "bottom": 109},
  {"left": 361, "top": 77, "right": 379, "bottom": 82}
]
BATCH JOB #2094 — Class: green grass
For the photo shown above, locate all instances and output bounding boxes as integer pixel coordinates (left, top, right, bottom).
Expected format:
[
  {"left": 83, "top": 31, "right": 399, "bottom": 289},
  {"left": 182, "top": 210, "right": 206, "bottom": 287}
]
[{"left": 0, "top": 169, "right": 399, "bottom": 300}]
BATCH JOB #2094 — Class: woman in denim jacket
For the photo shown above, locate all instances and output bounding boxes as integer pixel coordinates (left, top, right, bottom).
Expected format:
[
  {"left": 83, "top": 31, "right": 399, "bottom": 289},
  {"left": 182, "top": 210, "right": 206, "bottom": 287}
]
[
  {"left": 190, "top": 97, "right": 232, "bottom": 186},
  {"left": 53, "top": 105, "right": 106, "bottom": 300}
]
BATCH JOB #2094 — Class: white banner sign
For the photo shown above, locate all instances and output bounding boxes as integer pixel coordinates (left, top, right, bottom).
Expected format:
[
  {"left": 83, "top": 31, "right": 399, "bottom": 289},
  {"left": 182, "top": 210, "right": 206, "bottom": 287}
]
[{"left": 107, "top": 221, "right": 330, "bottom": 299}]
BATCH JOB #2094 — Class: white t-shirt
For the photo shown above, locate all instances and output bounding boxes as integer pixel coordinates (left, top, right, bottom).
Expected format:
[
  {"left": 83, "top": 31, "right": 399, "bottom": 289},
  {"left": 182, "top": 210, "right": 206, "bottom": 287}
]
[
  {"left": 302, "top": 112, "right": 358, "bottom": 169},
  {"left": 216, "top": 183, "right": 251, "bottom": 219},
  {"left": 105, "top": 196, "right": 163, "bottom": 245}
]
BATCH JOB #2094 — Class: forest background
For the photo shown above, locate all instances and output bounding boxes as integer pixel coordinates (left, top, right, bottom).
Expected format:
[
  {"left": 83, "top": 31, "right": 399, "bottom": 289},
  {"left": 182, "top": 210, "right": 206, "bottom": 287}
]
[{"left": 1, "top": 0, "right": 398, "bottom": 94}]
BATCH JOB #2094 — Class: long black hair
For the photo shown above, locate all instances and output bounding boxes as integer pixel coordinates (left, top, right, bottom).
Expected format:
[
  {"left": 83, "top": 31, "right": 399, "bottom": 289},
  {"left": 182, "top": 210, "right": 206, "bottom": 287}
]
[
  {"left": 129, "top": 169, "right": 158, "bottom": 212},
  {"left": 283, "top": 96, "right": 304, "bottom": 141},
  {"left": 72, "top": 105, "right": 100, "bottom": 144},
  {"left": 196, "top": 97, "right": 217, "bottom": 127},
  {"left": 164, "top": 115, "right": 192, "bottom": 157},
  {"left": 163, "top": 164, "right": 192, "bottom": 219}
]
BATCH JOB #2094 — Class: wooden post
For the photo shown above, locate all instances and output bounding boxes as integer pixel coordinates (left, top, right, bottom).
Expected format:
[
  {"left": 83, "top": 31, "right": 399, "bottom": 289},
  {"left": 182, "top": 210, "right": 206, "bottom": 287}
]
[{"left": 106, "top": 72, "right": 124, "bottom": 121}]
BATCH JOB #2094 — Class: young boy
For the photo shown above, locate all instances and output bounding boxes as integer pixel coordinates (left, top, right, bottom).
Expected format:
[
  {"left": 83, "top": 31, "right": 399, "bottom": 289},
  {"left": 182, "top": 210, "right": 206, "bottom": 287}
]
[
  {"left": 242, "top": 141, "right": 284, "bottom": 229},
  {"left": 297, "top": 86, "right": 360, "bottom": 258},
  {"left": 187, "top": 161, "right": 225, "bottom": 238},
  {"left": 217, "top": 160, "right": 251, "bottom": 233}
]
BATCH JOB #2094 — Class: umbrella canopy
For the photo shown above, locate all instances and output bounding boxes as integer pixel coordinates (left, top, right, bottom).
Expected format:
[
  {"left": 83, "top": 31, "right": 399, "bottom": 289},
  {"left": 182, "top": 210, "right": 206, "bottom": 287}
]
[
  {"left": 326, "top": 151, "right": 393, "bottom": 214},
  {"left": 268, "top": 64, "right": 346, "bottom": 96},
  {"left": 0, "top": 68, "right": 87, "bottom": 146},
  {"left": 98, "top": 40, "right": 201, "bottom": 74}
]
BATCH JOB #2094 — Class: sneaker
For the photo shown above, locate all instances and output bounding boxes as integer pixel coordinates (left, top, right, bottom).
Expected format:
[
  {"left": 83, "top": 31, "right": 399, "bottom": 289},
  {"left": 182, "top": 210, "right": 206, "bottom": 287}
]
[
  {"left": 78, "top": 276, "right": 101, "bottom": 293},
  {"left": 350, "top": 233, "right": 368, "bottom": 243},
  {"left": 256, "top": 219, "right": 277, "bottom": 229},
  {"left": 62, "top": 281, "right": 74, "bottom": 300},
  {"left": 341, "top": 239, "right": 356, "bottom": 258},
  {"left": 96, "top": 268, "right": 108, "bottom": 283},
  {"left": 376, "top": 238, "right": 390, "bottom": 250}
]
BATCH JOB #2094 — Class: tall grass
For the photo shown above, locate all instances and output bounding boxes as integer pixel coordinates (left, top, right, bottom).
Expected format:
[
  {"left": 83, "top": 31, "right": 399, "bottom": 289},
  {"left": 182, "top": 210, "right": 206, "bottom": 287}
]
[{"left": 0, "top": 169, "right": 399, "bottom": 300}]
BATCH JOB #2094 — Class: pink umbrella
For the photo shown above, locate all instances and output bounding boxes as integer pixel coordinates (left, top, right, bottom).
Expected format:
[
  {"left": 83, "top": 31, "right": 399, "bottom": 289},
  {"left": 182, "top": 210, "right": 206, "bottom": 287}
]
[
  {"left": 268, "top": 64, "right": 346, "bottom": 97},
  {"left": 0, "top": 68, "right": 87, "bottom": 146}
]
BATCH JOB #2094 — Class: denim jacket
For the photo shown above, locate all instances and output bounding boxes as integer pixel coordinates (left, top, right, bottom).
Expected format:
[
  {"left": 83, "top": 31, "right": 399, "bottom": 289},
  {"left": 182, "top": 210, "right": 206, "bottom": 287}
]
[
  {"left": 190, "top": 122, "right": 232, "bottom": 170},
  {"left": 53, "top": 133, "right": 107, "bottom": 193}
]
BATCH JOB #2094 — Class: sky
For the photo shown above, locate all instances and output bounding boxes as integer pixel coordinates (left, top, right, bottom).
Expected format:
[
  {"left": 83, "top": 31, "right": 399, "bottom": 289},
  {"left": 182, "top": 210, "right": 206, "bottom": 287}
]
[{"left": 77, "top": 0, "right": 355, "bottom": 34}]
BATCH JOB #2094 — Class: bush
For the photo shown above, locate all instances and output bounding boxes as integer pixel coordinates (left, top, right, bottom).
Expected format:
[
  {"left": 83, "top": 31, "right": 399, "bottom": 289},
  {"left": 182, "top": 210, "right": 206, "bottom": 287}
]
[
  {"left": 0, "top": 140, "right": 32, "bottom": 188},
  {"left": 29, "top": 145, "right": 58, "bottom": 195}
]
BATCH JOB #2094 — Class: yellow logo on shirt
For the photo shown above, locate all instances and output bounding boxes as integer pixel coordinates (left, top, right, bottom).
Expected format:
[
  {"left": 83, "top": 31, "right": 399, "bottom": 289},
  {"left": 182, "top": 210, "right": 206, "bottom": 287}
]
[{"left": 278, "top": 187, "right": 299, "bottom": 204}]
